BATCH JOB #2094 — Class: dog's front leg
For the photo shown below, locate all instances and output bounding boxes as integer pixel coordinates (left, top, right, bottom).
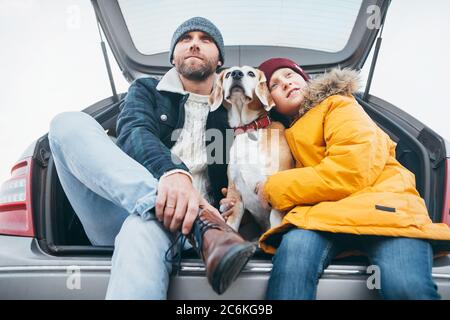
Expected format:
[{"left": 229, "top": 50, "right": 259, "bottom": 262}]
[
  {"left": 269, "top": 209, "right": 284, "bottom": 229},
  {"left": 222, "top": 181, "right": 245, "bottom": 232}
]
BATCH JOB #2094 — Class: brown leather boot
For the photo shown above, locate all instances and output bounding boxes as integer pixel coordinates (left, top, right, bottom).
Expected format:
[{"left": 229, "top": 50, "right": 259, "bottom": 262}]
[{"left": 188, "top": 208, "right": 256, "bottom": 295}]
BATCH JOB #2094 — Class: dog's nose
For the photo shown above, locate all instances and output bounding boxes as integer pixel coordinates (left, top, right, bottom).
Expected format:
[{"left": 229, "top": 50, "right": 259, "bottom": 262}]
[{"left": 231, "top": 70, "right": 244, "bottom": 80}]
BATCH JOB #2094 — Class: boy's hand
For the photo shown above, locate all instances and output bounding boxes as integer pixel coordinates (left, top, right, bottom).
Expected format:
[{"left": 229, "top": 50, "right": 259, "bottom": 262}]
[{"left": 219, "top": 187, "right": 240, "bottom": 221}]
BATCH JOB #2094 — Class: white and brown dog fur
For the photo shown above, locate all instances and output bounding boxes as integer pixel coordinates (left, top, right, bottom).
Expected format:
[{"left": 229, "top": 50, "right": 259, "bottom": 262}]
[{"left": 209, "top": 66, "right": 294, "bottom": 233}]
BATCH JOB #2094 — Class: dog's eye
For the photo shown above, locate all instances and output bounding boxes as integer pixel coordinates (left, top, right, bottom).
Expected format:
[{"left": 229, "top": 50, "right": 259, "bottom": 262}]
[
  {"left": 225, "top": 72, "right": 231, "bottom": 78},
  {"left": 247, "top": 71, "right": 255, "bottom": 77}
]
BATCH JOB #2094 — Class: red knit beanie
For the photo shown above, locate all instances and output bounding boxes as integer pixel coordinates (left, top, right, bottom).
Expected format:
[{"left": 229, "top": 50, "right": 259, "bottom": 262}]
[{"left": 258, "top": 58, "right": 310, "bottom": 85}]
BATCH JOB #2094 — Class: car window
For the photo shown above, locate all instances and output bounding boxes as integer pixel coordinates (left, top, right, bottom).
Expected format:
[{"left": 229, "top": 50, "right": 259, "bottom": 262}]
[{"left": 118, "top": 0, "right": 363, "bottom": 55}]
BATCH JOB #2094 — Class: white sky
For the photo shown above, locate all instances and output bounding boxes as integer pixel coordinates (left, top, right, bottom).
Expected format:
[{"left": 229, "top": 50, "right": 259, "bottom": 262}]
[{"left": 1, "top": 0, "right": 450, "bottom": 184}]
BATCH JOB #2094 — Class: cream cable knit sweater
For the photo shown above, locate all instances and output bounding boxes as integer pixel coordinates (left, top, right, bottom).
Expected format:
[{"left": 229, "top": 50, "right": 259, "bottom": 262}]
[
  {"left": 171, "top": 92, "right": 211, "bottom": 202},
  {"left": 155, "top": 68, "right": 218, "bottom": 202}
]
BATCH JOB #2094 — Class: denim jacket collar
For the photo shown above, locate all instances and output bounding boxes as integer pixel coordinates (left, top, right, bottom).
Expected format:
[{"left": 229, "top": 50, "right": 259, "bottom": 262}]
[
  {"left": 156, "top": 67, "right": 187, "bottom": 96},
  {"left": 156, "top": 67, "right": 220, "bottom": 112}
]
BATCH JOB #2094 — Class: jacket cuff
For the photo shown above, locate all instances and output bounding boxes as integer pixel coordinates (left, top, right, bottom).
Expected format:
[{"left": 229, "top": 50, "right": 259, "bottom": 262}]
[
  {"left": 152, "top": 160, "right": 190, "bottom": 180},
  {"left": 161, "top": 169, "right": 193, "bottom": 183},
  {"left": 264, "top": 175, "right": 287, "bottom": 211}
]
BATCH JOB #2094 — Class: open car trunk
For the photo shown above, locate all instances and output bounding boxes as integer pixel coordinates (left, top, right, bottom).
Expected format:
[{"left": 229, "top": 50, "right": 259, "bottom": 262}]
[
  {"left": 35, "top": 0, "right": 450, "bottom": 256},
  {"left": 15, "top": 0, "right": 450, "bottom": 300},
  {"left": 33, "top": 90, "right": 450, "bottom": 259}
]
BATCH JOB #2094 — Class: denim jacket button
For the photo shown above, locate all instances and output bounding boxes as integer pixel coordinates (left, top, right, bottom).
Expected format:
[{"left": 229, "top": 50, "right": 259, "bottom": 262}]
[{"left": 160, "top": 114, "right": 168, "bottom": 122}]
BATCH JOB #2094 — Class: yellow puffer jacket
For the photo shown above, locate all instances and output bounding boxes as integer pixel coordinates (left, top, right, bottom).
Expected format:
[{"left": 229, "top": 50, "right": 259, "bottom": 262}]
[{"left": 259, "top": 69, "right": 450, "bottom": 254}]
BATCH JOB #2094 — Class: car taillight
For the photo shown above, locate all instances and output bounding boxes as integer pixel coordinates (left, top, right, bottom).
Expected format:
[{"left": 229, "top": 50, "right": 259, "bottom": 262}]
[
  {"left": 0, "top": 158, "right": 35, "bottom": 237},
  {"left": 443, "top": 159, "right": 450, "bottom": 227}
]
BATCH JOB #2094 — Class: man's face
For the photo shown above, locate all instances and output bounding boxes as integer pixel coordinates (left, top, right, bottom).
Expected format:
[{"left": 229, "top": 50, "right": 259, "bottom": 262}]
[{"left": 172, "top": 31, "right": 221, "bottom": 81}]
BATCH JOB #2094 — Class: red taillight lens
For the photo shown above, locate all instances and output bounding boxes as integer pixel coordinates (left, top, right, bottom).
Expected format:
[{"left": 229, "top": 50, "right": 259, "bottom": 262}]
[
  {"left": 0, "top": 158, "right": 35, "bottom": 237},
  {"left": 442, "top": 159, "right": 450, "bottom": 227}
]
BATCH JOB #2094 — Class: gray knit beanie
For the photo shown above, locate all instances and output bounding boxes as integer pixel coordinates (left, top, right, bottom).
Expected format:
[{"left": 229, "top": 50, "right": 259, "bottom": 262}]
[{"left": 169, "top": 17, "right": 225, "bottom": 65}]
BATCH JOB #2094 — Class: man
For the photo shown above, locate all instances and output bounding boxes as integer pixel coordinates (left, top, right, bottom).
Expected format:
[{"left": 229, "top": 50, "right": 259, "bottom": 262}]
[{"left": 48, "top": 17, "right": 255, "bottom": 299}]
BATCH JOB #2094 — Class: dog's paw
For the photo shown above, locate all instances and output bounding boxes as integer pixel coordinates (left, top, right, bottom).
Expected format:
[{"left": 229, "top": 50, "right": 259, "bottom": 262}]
[{"left": 224, "top": 201, "right": 245, "bottom": 231}]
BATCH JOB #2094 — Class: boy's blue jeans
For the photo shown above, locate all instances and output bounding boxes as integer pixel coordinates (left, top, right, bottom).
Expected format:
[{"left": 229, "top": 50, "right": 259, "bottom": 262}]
[
  {"left": 48, "top": 112, "right": 191, "bottom": 299},
  {"left": 266, "top": 228, "right": 441, "bottom": 300}
]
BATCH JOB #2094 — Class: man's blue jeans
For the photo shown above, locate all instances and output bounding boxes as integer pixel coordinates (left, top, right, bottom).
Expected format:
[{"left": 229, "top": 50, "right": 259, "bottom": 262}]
[
  {"left": 266, "top": 228, "right": 441, "bottom": 300},
  {"left": 48, "top": 112, "right": 190, "bottom": 299}
]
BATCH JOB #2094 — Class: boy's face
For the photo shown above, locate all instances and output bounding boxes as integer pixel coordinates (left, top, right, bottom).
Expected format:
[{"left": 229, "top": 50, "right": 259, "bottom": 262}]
[
  {"left": 269, "top": 68, "right": 308, "bottom": 116},
  {"left": 172, "top": 31, "right": 221, "bottom": 81}
]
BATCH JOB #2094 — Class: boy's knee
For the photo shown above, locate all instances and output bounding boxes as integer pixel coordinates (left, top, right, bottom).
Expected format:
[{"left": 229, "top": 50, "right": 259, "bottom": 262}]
[
  {"left": 275, "top": 229, "right": 324, "bottom": 273},
  {"left": 278, "top": 229, "right": 322, "bottom": 256},
  {"left": 380, "top": 273, "right": 439, "bottom": 300}
]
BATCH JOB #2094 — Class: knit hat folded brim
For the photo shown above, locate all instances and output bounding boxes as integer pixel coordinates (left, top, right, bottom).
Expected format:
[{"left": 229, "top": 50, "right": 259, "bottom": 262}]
[{"left": 169, "top": 17, "right": 225, "bottom": 65}]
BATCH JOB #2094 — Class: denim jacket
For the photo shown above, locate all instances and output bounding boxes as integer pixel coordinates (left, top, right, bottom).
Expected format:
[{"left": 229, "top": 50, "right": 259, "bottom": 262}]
[{"left": 116, "top": 68, "right": 231, "bottom": 207}]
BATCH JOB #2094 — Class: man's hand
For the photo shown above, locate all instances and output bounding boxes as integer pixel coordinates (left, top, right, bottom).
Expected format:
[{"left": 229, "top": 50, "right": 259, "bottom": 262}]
[{"left": 156, "top": 173, "right": 201, "bottom": 235}]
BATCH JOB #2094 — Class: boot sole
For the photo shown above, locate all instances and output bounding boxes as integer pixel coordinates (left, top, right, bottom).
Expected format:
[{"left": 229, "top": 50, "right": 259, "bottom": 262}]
[{"left": 211, "top": 242, "right": 257, "bottom": 295}]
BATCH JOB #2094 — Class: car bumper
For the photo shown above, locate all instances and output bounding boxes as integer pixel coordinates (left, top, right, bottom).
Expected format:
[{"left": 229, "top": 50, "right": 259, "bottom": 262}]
[{"left": 2, "top": 236, "right": 450, "bottom": 299}]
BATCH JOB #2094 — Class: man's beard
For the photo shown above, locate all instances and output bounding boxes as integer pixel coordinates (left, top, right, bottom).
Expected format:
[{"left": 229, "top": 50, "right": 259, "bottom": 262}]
[{"left": 176, "top": 56, "right": 217, "bottom": 81}]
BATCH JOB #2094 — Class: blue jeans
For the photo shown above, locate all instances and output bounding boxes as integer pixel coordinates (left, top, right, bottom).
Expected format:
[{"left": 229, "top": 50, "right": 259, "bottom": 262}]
[
  {"left": 49, "top": 112, "right": 190, "bottom": 299},
  {"left": 266, "top": 228, "right": 441, "bottom": 300}
]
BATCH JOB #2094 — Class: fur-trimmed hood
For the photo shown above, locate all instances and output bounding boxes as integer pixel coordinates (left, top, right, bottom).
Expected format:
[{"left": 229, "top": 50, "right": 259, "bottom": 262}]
[{"left": 298, "top": 68, "right": 361, "bottom": 118}]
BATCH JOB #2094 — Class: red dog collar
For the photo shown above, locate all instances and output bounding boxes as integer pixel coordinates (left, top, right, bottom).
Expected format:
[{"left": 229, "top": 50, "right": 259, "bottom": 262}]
[{"left": 233, "top": 115, "right": 272, "bottom": 135}]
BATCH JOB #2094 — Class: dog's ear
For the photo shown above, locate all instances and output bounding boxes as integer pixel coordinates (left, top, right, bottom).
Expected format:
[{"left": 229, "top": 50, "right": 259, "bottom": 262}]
[
  {"left": 209, "top": 70, "right": 226, "bottom": 111},
  {"left": 255, "top": 70, "right": 276, "bottom": 111}
]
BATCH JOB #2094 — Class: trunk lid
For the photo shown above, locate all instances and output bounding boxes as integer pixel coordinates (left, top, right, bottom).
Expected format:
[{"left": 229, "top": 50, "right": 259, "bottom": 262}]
[{"left": 91, "top": 0, "right": 391, "bottom": 80}]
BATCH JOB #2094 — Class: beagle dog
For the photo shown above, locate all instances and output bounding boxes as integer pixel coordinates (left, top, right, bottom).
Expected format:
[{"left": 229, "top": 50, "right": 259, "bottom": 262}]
[{"left": 209, "top": 66, "right": 294, "bottom": 233}]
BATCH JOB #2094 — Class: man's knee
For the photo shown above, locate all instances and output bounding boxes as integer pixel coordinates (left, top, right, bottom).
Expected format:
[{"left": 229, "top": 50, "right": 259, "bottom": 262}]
[{"left": 49, "top": 112, "right": 94, "bottom": 145}]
